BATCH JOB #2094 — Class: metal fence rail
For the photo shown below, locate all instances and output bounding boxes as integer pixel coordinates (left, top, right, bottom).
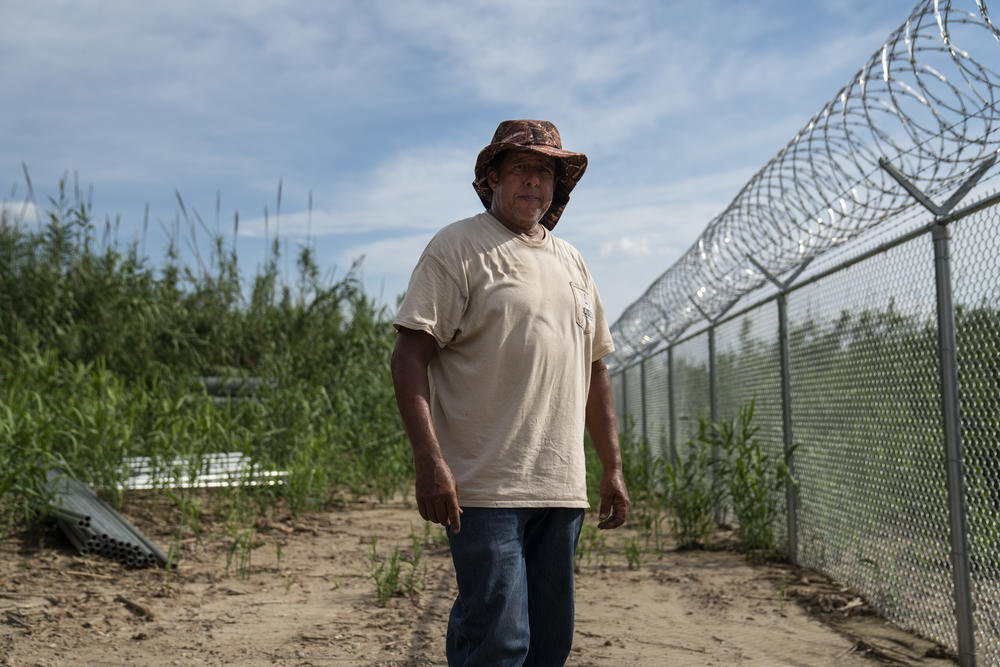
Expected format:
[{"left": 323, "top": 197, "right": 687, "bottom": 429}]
[{"left": 608, "top": 2, "right": 1000, "bottom": 665}]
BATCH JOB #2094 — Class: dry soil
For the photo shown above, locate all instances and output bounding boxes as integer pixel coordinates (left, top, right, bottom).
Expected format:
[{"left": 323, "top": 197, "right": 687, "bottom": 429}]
[{"left": 0, "top": 494, "right": 957, "bottom": 666}]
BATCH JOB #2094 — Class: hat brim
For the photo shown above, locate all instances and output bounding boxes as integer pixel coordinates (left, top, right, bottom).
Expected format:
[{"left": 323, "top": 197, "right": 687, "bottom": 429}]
[{"left": 473, "top": 143, "right": 588, "bottom": 230}]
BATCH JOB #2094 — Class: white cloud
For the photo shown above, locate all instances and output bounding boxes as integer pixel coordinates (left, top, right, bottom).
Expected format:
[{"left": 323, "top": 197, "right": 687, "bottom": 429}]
[
  {"left": 601, "top": 237, "right": 651, "bottom": 258},
  {"left": 0, "top": 201, "right": 42, "bottom": 226},
  {"left": 369, "top": 2, "right": 704, "bottom": 149},
  {"left": 236, "top": 144, "right": 475, "bottom": 237},
  {"left": 328, "top": 232, "right": 439, "bottom": 311}
]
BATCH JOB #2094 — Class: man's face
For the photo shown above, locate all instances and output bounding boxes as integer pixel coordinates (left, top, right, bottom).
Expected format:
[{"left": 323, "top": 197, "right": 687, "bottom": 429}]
[{"left": 487, "top": 150, "right": 556, "bottom": 234}]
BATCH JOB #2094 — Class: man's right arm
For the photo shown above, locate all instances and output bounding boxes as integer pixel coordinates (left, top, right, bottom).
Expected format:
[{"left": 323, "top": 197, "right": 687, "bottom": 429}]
[{"left": 390, "top": 327, "right": 462, "bottom": 533}]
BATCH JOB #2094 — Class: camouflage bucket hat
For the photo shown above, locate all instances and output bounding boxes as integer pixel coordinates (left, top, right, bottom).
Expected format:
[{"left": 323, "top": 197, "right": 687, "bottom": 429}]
[{"left": 473, "top": 119, "right": 588, "bottom": 230}]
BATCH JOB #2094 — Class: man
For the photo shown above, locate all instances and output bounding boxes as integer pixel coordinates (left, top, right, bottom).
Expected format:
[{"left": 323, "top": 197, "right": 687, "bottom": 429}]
[{"left": 391, "top": 119, "right": 630, "bottom": 667}]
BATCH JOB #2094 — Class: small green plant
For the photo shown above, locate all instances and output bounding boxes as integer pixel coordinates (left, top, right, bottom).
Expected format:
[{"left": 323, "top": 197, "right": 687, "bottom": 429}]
[
  {"left": 619, "top": 421, "right": 663, "bottom": 509},
  {"left": 226, "top": 527, "right": 256, "bottom": 579},
  {"left": 164, "top": 541, "right": 178, "bottom": 593},
  {"left": 662, "top": 420, "right": 722, "bottom": 549},
  {"left": 649, "top": 507, "right": 671, "bottom": 556},
  {"left": 575, "top": 523, "right": 608, "bottom": 572},
  {"left": 624, "top": 535, "right": 643, "bottom": 570},
  {"left": 369, "top": 536, "right": 424, "bottom": 606},
  {"left": 166, "top": 488, "right": 204, "bottom": 542},
  {"left": 409, "top": 522, "right": 425, "bottom": 563},
  {"left": 406, "top": 562, "right": 427, "bottom": 598},
  {"left": 424, "top": 520, "right": 449, "bottom": 547},
  {"left": 370, "top": 537, "right": 402, "bottom": 606},
  {"left": 708, "top": 400, "right": 793, "bottom": 556},
  {"left": 603, "top": 418, "right": 678, "bottom": 557}
]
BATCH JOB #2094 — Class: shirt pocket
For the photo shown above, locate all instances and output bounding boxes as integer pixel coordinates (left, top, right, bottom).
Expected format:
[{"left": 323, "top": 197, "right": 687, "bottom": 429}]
[{"left": 570, "top": 282, "right": 594, "bottom": 334}]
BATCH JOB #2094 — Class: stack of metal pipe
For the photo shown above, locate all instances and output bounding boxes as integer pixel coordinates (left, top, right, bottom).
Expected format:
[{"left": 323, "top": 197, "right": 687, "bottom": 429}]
[
  {"left": 122, "top": 452, "right": 287, "bottom": 490},
  {"left": 47, "top": 470, "right": 171, "bottom": 569},
  {"left": 197, "top": 376, "right": 270, "bottom": 406}
]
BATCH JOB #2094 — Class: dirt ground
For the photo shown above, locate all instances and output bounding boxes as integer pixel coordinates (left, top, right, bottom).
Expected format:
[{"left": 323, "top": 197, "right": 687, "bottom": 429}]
[{"left": 1, "top": 494, "right": 956, "bottom": 666}]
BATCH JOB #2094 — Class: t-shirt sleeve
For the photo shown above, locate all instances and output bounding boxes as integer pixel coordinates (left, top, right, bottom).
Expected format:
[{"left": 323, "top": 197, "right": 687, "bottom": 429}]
[{"left": 393, "top": 251, "right": 467, "bottom": 348}]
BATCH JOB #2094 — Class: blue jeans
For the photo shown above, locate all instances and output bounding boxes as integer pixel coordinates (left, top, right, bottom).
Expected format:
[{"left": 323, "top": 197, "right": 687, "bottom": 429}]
[{"left": 446, "top": 507, "right": 585, "bottom": 667}]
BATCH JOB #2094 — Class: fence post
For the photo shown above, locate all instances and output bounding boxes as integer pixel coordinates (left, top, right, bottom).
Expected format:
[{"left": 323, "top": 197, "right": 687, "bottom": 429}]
[
  {"left": 931, "top": 222, "right": 976, "bottom": 665},
  {"left": 707, "top": 325, "right": 723, "bottom": 523},
  {"left": 777, "top": 291, "right": 800, "bottom": 563},
  {"left": 667, "top": 346, "right": 677, "bottom": 465},
  {"left": 621, "top": 365, "right": 628, "bottom": 433},
  {"left": 878, "top": 156, "right": 995, "bottom": 667},
  {"left": 708, "top": 327, "right": 718, "bottom": 425},
  {"left": 609, "top": 367, "right": 625, "bottom": 430},
  {"left": 640, "top": 358, "right": 648, "bottom": 447},
  {"left": 747, "top": 256, "right": 811, "bottom": 565}
]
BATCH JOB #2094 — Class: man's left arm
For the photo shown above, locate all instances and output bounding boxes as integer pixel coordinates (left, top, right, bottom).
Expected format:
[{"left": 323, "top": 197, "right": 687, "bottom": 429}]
[{"left": 585, "top": 358, "right": 631, "bottom": 529}]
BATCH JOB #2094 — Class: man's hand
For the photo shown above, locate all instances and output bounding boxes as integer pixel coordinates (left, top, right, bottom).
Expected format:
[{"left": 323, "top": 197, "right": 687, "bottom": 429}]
[
  {"left": 586, "top": 358, "right": 631, "bottom": 529},
  {"left": 597, "top": 468, "right": 630, "bottom": 530},
  {"left": 415, "top": 458, "right": 462, "bottom": 533}
]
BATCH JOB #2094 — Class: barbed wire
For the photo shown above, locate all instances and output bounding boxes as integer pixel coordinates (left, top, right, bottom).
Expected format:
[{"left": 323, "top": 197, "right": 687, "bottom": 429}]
[{"left": 608, "top": 0, "right": 1000, "bottom": 369}]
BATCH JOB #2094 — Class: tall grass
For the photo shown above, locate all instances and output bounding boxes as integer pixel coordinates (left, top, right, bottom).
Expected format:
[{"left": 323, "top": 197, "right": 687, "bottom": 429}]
[{"left": 1, "top": 175, "right": 405, "bottom": 536}]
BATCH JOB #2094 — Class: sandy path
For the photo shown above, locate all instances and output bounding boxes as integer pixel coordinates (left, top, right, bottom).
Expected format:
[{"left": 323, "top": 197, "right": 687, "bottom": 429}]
[{"left": 0, "top": 497, "right": 954, "bottom": 665}]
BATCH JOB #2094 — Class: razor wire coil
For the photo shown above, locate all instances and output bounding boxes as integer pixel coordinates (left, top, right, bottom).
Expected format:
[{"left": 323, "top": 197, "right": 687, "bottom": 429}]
[{"left": 609, "top": 0, "right": 1000, "bottom": 368}]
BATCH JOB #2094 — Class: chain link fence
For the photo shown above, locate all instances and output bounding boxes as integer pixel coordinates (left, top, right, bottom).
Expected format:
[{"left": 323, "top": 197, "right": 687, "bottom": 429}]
[
  {"left": 611, "top": 193, "right": 1000, "bottom": 665},
  {"left": 607, "top": 1, "right": 1000, "bottom": 663}
]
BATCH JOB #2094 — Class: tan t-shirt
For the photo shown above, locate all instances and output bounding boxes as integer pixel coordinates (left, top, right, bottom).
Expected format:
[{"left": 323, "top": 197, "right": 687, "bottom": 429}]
[{"left": 394, "top": 212, "right": 614, "bottom": 507}]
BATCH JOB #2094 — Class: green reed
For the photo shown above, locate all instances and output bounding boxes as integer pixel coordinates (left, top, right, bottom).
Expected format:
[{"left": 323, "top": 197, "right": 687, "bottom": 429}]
[{"left": 0, "top": 173, "right": 404, "bottom": 539}]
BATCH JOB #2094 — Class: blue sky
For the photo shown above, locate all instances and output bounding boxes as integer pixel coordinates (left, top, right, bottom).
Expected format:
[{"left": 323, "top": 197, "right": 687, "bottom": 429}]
[{"left": 1, "top": 0, "right": 919, "bottom": 324}]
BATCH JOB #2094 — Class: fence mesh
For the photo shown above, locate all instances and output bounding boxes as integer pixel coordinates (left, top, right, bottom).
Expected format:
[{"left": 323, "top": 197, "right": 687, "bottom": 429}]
[
  {"left": 610, "top": 211, "right": 1000, "bottom": 656},
  {"left": 670, "top": 333, "right": 710, "bottom": 458},
  {"left": 951, "top": 205, "right": 1000, "bottom": 659},
  {"left": 787, "top": 230, "right": 957, "bottom": 646},
  {"left": 715, "top": 303, "right": 783, "bottom": 453},
  {"left": 624, "top": 363, "right": 644, "bottom": 440},
  {"left": 642, "top": 350, "right": 672, "bottom": 461},
  {"left": 612, "top": 367, "right": 626, "bottom": 431}
]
